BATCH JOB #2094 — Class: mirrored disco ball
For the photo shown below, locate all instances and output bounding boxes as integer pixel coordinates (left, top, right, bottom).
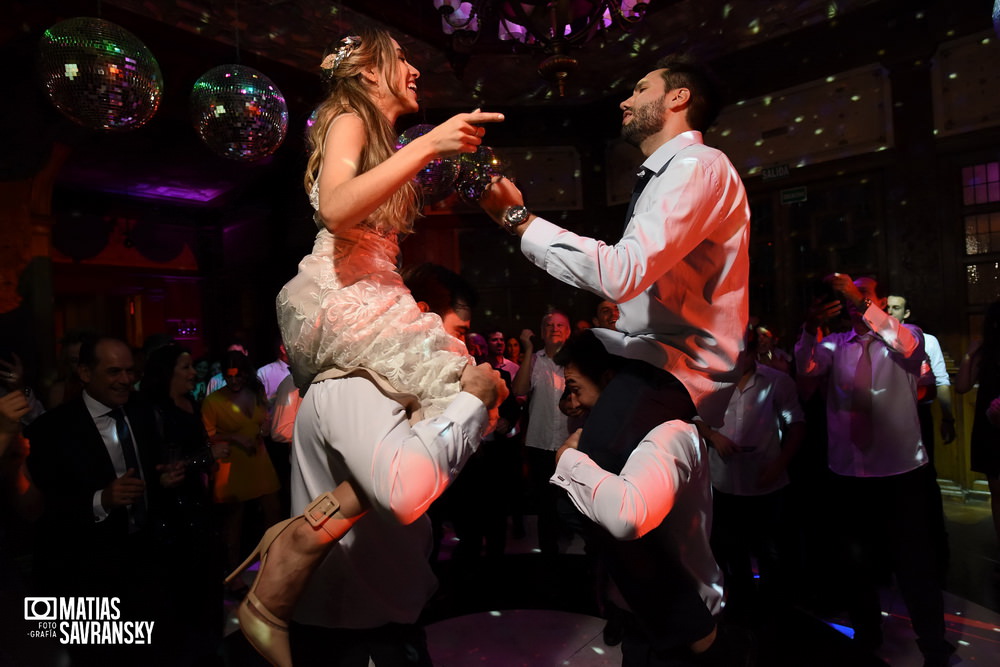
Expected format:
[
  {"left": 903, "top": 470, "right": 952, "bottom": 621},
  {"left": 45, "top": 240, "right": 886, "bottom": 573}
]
[
  {"left": 995, "top": 0, "right": 1000, "bottom": 38},
  {"left": 455, "top": 145, "right": 503, "bottom": 203},
  {"left": 396, "top": 124, "right": 460, "bottom": 203},
  {"left": 190, "top": 64, "right": 288, "bottom": 161},
  {"left": 37, "top": 17, "right": 163, "bottom": 131}
]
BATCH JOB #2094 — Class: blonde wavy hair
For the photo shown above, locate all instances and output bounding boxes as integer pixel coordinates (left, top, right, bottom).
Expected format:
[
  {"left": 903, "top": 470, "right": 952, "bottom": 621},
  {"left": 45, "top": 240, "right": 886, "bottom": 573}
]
[{"left": 304, "top": 28, "right": 418, "bottom": 233}]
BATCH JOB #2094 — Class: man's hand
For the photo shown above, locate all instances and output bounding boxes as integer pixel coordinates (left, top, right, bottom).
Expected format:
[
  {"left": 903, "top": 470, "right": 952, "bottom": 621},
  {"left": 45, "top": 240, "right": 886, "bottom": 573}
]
[
  {"left": 696, "top": 421, "right": 737, "bottom": 458},
  {"left": 555, "top": 428, "right": 582, "bottom": 465},
  {"left": 805, "top": 297, "right": 843, "bottom": 334},
  {"left": 519, "top": 329, "right": 535, "bottom": 354},
  {"left": 0, "top": 391, "right": 29, "bottom": 434},
  {"left": 460, "top": 363, "right": 509, "bottom": 410},
  {"left": 156, "top": 461, "right": 186, "bottom": 488},
  {"left": 101, "top": 469, "right": 145, "bottom": 510},
  {"left": 940, "top": 419, "right": 956, "bottom": 444},
  {"left": 480, "top": 177, "right": 526, "bottom": 226},
  {"left": 0, "top": 353, "right": 25, "bottom": 391},
  {"left": 825, "top": 272, "right": 864, "bottom": 308}
]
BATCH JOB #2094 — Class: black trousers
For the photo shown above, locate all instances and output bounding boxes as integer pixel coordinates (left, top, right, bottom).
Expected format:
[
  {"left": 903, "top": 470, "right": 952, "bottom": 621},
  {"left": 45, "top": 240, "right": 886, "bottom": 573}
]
[
  {"left": 829, "top": 464, "right": 949, "bottom": 658},
  {"left": 574, "top": 359, "right": 716, "bottom": 653}
]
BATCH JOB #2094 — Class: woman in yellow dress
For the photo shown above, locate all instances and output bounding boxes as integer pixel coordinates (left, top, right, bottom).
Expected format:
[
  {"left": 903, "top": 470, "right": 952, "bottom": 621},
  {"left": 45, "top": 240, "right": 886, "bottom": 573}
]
[{"left": 202, "top": 351, "right": 280, "bottom": 591}]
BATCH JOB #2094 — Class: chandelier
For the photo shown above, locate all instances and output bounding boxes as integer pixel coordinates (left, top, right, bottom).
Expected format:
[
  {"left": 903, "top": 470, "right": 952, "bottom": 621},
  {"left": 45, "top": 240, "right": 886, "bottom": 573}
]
[{"left": 431, "top": 0, "right": 652, "bottom": 96}]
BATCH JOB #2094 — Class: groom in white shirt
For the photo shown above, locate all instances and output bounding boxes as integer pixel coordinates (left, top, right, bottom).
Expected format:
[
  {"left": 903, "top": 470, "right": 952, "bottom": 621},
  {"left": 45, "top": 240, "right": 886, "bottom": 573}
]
[{"left": 481, "top": 54, "right": 750, "bottom": 660}]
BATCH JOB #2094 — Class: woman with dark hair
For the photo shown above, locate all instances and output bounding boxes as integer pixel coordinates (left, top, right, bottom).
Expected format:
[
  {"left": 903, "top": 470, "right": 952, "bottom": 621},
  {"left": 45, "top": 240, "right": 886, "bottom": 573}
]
[
  {"left": 141, "top": 343, "right": 228, "bottom": 662},
  {"left": 202, "top": 351, "right": 281, "bottom": 592},
  {"left": 956, "top": 299, "right": 1000, "bottom": 545}
]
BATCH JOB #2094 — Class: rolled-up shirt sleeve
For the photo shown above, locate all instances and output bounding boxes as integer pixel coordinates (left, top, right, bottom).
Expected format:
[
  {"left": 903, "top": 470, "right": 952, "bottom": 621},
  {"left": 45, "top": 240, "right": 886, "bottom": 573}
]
[
  {"left": 549, "top": 421, "right": 697, "bottom": 540},
  {"left": 365, "top": 389, "right": 487, "bottom": 525},
  {"left": 520, "top": 158, "right": 717, "bottom": 304}
]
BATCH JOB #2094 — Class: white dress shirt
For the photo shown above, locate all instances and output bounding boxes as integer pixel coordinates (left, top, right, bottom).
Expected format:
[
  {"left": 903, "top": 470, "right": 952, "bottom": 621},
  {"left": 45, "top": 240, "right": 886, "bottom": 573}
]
[
  {"left": 520, "top": 131, "right": 750, "bottom": 427},
  {"left": 206, "top": 372, "right": 225, "bottom": 396},
  {"left": 257, "top": 359, "right": 291, "bottom": 407},
  {"left": 269, "top": 374, "right": 301, "bottom": 444},
  {"left": 709, "top": 364, "right": 805, "bottom": 496},
  {"left": 524, "top": 351, "right": 568, "bottom": 451},
  {"left": 82, "top": 391, "right": 144, "bottom": 521},
  {"left": 291, "top": 375, "right": 488, "bottom": 629},
  {"left": 924, "top": 332, "right": 949, "bottom": 388},
  {"left": 550, "top": 420, "right": 723, "bottom": 616},
  {"left": 795, "top": 304, "right": 927, "bottom": 478}
]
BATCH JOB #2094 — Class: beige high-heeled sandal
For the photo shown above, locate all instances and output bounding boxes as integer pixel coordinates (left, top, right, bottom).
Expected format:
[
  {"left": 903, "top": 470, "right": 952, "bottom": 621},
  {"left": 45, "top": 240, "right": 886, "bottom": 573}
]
[{"left": 226, "top": 492, "right": 344, "bottom": 667}]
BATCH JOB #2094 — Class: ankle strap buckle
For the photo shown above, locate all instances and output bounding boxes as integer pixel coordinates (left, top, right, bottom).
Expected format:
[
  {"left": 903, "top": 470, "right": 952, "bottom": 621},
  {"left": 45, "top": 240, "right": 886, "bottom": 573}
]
[{"left": 304, "top": 492, "right": 340, "bottom": 528}]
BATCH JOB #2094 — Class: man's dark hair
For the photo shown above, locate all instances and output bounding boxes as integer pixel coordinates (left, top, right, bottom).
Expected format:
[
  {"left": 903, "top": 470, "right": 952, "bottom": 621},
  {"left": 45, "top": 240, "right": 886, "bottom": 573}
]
[
  {"left": 402, "top": 263, "right": 478, "bottom": 316},
  {"left": 889, "top": 293, "right": 910, "bottom": 313},
  {"left": 655, "top": 54, "right": 723, "bottom": 132},
  {"left": 78, "top": 336, "right": 117, "bottom": 370},
  {"left": 553, "top": 330, "right": 624, "bottom": 386}
]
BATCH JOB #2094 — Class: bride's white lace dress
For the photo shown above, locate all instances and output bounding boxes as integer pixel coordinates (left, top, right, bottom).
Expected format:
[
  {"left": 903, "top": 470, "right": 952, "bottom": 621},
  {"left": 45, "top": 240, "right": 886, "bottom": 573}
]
[{"left": 276, "top": 180, "right": 468, "bottom": 418}]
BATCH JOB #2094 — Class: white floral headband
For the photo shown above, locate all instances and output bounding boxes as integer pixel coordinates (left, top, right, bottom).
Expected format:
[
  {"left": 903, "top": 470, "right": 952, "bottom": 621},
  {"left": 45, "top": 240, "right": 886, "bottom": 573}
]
[{"left": 320, "top": 35, "right": 361, "bottom": 72}]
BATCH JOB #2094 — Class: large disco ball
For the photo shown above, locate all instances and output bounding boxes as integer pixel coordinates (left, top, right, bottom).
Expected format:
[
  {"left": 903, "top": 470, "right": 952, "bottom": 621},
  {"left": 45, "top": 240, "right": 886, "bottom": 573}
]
[
  {"left": 190, "top": 64, "right": 288, "bottom": 161},
  {"left": 455, "top": 145, "right": 503, "bottom": 203},
  {"left": 995, "top": 0, "right": 1000, "bottom": 38},
  {"left": 37, "top": 17, "right": 163, "bottom": 131},
  {"left": 396, "top": 124, "right": 460, "bottom": 204}
]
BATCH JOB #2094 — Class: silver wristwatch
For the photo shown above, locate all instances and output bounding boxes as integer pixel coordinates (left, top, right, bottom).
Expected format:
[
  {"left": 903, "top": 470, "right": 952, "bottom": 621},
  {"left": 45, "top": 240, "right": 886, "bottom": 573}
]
[{"left": 501, "top": 205, "right": 530, "bottom": 235}]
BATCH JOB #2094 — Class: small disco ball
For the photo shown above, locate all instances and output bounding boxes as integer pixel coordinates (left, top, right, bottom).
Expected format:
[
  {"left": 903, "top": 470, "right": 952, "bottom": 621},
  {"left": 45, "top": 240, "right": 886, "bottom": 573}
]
[
  {"left": 190, "top": 64, "right": 288, "bottom": 162},
  {"left": 37, "top": 17, "right": 163, "bottom": 131},
  {"left": 396, "top": 124, "right": 460, "bottom": 204},
  {"left": 455, "top": 145, "right": 503, "bottom": 203},
  {"left": 995, "top": 0, "right": 1000, "bottom": 38}
]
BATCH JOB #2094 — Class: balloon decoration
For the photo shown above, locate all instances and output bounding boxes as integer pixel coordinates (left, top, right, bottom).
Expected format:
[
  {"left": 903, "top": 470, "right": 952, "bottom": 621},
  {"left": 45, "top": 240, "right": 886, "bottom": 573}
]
[
  {"left": 37, "top": 17, "right": 163, "bottom": 131},
  {"left": 190, "top": 64, "right": 288, "bottom": 161},
  {"left": 396, "top": 124, "right": 461, "bottom": 204}
]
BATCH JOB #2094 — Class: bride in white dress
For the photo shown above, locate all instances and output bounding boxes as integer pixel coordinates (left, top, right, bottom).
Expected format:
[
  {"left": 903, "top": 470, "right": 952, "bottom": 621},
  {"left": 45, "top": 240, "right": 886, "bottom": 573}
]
[
  {"left": 228, "top": 29, "right": 505, "bottom": 667},
  {"left": 277, "top": 36, "right": 500, "bottom": 415}
]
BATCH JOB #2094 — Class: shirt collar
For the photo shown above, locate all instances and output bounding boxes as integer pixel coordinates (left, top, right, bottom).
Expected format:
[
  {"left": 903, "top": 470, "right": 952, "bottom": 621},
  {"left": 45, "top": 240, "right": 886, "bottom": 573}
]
[
  {"left": 82, "top": 389, "right": 118, "bottom": 420},
  {"left": 641, "top": 130, "right": 704, "bottom": 176}
]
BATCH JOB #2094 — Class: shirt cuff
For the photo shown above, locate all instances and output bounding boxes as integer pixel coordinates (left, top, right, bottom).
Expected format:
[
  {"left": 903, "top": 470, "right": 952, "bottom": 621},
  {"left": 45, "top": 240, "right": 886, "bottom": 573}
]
[
  {"left": 549, "top": 447, "right": 611, "bottom": 491},
  {"left": 442, "top": 391, "right": 490, "bottom": 441},
  {"left": 519, "top": 216, "right": 561, "bottom": 267},
  {"left": 93, "top": 490, "right": 108, "bottom": 522}
]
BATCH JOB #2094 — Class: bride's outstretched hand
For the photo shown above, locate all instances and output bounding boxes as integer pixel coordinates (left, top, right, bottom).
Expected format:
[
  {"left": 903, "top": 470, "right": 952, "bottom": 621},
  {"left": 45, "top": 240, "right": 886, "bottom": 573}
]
[{"left": 415, "top": 110, "right": 504, "bottom": 159}]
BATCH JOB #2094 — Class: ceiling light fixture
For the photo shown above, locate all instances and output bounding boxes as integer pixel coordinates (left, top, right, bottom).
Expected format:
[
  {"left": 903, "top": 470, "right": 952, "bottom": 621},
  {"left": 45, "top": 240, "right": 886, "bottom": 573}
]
[{"left": 432, "top": 0, "right": 652, "bottom": 96}]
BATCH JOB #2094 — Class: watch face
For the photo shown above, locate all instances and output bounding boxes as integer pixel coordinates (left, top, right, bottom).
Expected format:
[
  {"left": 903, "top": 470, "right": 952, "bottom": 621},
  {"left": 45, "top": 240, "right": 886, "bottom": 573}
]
[{"left": 505, "top": 206, "right": 527, "bottom": 224}]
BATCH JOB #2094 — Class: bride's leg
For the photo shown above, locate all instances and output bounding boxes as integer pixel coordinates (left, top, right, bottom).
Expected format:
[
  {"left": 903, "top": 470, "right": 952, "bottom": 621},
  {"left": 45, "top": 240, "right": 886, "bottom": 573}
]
[{"left": 231, "top": 480, "right": 368, "bottom": 667}]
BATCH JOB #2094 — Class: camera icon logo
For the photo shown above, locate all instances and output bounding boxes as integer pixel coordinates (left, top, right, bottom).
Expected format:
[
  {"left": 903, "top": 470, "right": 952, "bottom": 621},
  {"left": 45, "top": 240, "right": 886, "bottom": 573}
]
[{"left": 24, "top": 597, "right": 57, "bottom": 621}]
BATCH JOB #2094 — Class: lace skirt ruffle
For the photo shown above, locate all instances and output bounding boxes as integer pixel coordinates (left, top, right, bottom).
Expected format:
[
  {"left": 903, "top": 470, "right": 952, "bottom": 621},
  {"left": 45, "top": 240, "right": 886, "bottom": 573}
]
[{"left": 276, "top": 247, "right": 468, "bottom": 418}]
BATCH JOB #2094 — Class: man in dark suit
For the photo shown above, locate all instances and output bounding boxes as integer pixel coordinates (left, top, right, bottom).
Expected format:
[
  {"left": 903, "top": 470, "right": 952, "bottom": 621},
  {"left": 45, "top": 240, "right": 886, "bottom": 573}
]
[{"left": 25, "top": 337, "right": 182, "bottom": 663}]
